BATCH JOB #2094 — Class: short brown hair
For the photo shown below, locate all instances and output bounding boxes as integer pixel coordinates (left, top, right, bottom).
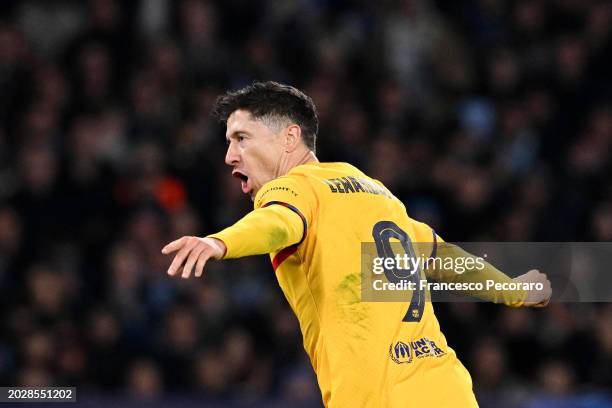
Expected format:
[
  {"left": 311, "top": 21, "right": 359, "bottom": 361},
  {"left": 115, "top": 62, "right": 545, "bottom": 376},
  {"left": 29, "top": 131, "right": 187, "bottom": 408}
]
[{"left": 211, "top": 81, "right": 318, "bottom": 152}]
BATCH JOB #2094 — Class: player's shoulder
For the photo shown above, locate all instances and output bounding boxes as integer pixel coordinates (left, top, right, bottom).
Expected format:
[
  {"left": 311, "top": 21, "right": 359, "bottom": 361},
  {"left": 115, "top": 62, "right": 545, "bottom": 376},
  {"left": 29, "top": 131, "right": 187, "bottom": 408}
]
[
  {"left": 260, "top": 162, "right": 359, "bottom": 191},
  {"left": 258, "top": 171, "right": 309, "bottom": 193},
  {"left": 254, "top": 170, "right": 316, "bottom": 210},
  {"left": 254, "top": 162, "right": 358, "bottom": 208},
  {"left": 289, "top": 161, "right": 366, "bottom": 177},
  {"left": 254, "top": 161, "right": 374, "bottom": 208},
  {"left": 286, "top": 162, "right": 372, "bottom": 188}
]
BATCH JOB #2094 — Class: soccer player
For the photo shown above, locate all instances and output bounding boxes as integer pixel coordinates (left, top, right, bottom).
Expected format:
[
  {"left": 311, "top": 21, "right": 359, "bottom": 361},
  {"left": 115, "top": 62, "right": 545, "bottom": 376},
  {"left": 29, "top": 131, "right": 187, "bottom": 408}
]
[{"left": 162, "top": 81, "right": 551, "bottom": 407}]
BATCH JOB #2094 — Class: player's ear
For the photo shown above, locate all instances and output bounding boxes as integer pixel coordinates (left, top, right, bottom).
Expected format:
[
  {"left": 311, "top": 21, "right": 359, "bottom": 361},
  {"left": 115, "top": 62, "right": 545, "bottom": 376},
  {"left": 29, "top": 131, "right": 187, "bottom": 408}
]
[{"left": 285, "top": 124, "right": 301, "bottom": 152}]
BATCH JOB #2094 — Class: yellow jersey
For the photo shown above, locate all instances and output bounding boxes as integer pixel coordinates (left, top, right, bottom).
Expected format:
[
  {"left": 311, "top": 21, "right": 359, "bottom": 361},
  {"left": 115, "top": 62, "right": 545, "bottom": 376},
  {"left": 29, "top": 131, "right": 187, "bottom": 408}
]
[{"left": 248, "top": 162, "right": 478, "bottom": 407}]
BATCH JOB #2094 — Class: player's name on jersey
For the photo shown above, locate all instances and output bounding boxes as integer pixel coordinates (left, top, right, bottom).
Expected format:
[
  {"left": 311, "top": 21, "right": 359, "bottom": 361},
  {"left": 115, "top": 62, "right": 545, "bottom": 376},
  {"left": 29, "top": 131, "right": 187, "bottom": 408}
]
[{"left": 323, "top": 176, "right": 393, "bottom": 198}]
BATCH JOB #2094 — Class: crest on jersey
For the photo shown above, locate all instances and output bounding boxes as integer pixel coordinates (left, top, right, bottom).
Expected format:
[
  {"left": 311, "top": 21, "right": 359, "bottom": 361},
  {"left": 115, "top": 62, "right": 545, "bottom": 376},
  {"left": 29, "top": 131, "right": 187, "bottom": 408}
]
[{"left": 389, "top": 341, "right": 412, "bottom": 364}]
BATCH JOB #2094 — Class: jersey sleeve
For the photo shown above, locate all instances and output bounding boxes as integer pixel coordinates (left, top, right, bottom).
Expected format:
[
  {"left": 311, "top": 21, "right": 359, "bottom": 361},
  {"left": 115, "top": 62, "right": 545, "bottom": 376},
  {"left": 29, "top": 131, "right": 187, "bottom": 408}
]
[
  {"left": 253, "top": 174, "right": 315, "bottom": 244},
  {"left": 208, "top": 175, "right": 315, "bottom": 259},
  {"left": 208, "top": 204, "right": 304, "bottom": 259},
  {"left": 424, "top": 233, "right": 527, "bottom": 307},
  {"left": 408, "top": 219, "right": 440, "bottom": 265}
]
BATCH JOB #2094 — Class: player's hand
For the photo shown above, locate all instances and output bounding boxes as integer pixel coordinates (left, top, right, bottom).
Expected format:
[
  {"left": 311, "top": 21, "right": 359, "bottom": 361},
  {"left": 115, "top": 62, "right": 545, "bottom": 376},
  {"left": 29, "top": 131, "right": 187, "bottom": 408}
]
[
  {"left": 161, "top": 236, "right": 226, "bottom": 278},
  {"left": 513, "top": 269, "right": 551, "bottom": 307}
]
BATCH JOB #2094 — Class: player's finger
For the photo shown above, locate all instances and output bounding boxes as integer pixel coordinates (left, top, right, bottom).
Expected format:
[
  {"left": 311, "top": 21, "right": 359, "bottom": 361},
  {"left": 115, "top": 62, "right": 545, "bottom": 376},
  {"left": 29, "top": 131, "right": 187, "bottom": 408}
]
[
  {"left": 162, "top": 237, "right": 186, "bottom": 254},
  {"left": 195, "top": 251, "right": 212, "bottom": 278},
  {"left": 168, "top": 245, "right": 193, "bottom": 276},
  {"left": 182, "top": 245, "right": 205, "bottom": 279}
]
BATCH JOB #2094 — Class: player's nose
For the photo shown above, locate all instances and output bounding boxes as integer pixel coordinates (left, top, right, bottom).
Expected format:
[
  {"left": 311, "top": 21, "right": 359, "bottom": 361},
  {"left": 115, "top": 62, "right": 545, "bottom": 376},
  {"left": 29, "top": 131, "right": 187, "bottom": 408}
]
[{"left": 225, "top": 143, "right": 240, "bottom": 166}]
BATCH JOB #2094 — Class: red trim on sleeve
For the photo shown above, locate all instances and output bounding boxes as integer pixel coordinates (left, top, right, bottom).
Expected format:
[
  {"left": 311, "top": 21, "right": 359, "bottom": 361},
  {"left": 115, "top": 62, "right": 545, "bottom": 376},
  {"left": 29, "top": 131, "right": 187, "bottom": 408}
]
[{"left": 272, "top": 245, "right": 299, "bottom": 271}]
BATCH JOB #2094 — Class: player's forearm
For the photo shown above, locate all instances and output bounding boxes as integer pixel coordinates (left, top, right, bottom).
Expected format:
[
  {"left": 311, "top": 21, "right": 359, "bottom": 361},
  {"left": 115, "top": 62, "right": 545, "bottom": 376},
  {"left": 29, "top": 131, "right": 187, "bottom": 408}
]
[
  {"left": 427, "top": 243, "right": 527, "bottom": 307},
  {"left": 208, "top": 204, "right": 304, "bottom": 259}
]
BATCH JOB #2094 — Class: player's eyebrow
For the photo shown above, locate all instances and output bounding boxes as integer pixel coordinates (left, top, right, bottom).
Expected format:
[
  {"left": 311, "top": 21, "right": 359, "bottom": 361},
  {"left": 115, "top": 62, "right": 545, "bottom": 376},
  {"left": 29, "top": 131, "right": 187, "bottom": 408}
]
[{"left": 226, "top": 130, "right": 249, "bottom": 143}]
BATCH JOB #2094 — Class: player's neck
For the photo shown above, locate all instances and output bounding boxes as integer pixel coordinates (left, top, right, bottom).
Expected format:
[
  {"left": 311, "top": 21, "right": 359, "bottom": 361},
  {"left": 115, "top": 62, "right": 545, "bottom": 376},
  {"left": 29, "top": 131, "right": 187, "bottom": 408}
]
[
  {"left": 296, "top": 149, "right": 318, "bottom": 166},
  {"left": 276, "top": 149, "right": 318, "bottom": 177}
]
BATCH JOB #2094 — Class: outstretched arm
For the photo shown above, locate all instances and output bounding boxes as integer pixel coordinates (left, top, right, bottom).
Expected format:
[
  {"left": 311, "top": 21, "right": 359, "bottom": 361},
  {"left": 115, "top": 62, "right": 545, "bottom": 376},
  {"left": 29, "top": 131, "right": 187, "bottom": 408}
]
[
  {"left": 426, "top": 241, "right": 551, "bottom": 307},
  {"left": 162, "top": 204, "right": 304, "bottom": 278}
]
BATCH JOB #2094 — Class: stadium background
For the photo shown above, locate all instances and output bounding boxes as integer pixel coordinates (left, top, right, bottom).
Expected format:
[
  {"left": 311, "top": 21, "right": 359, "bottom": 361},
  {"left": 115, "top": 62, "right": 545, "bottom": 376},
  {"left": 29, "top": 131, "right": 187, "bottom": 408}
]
[{"left": 0, "top": 0, "right": 611, "bottom": 407}]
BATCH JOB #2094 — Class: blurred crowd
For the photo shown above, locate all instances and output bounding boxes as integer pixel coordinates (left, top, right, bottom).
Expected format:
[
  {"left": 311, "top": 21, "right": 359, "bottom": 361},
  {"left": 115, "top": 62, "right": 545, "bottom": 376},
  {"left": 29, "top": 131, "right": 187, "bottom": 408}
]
[{"left": 0, "top": 0, "right": 611, "bottom": 406}]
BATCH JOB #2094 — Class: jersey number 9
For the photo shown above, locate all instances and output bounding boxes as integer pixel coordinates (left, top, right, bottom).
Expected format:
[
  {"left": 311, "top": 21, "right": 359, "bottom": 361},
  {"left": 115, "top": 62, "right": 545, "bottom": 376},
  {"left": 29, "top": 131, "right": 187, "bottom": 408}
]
[{"left": 372, "top": 221, "right": 424, "bottom": 322}]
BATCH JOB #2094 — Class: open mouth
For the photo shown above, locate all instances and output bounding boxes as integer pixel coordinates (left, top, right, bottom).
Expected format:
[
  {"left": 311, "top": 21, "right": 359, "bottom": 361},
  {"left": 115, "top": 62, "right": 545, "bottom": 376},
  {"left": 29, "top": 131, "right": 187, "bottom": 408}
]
[{"left": 232, "top": 170, "right": 251, "bottom": 194}]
